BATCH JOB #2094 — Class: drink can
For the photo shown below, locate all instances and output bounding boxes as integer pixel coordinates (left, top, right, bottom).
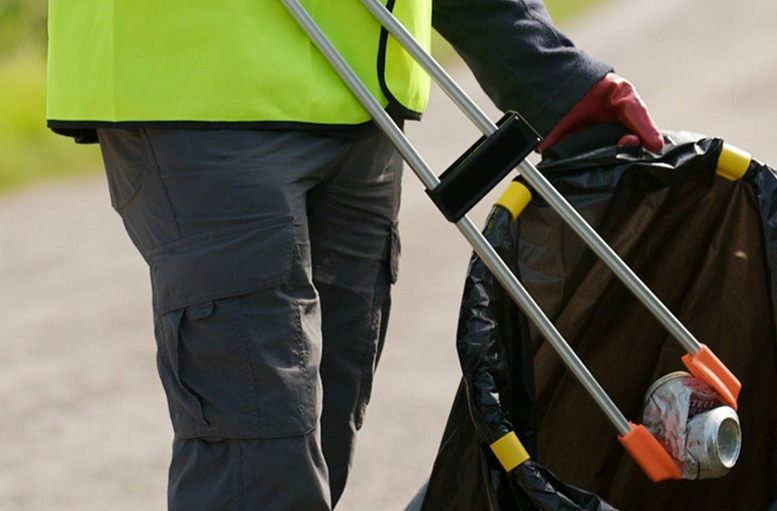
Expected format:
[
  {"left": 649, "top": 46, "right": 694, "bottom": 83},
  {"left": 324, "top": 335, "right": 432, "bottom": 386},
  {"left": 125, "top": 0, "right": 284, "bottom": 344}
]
[{"left": 642, "top": 371, "right": 742, "bottom": 479}]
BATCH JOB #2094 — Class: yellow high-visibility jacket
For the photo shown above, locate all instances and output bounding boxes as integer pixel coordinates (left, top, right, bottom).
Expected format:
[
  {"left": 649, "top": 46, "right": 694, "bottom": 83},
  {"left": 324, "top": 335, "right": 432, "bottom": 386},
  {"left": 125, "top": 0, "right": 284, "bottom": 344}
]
[{"left": 47, "top": 0, "right": 431, "bottom": 130}]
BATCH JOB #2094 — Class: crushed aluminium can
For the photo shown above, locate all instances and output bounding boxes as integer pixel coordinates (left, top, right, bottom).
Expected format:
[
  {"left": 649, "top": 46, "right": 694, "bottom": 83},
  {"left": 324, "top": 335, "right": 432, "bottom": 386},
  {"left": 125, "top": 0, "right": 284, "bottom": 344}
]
[{"left": 642, "top": 371, "right": 742, "bottom": 479}]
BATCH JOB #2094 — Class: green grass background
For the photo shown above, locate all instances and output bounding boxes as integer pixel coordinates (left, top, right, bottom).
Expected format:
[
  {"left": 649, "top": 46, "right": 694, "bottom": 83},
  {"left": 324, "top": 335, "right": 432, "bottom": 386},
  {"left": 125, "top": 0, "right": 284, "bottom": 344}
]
[
  {"left": 0, "top": 50, "right": 101, "bottom": 191},
  {"left": 0, "top": 0, "right": 609, "bottom": 193},
  {"left": 544, "top": 0, "right": 609, "bottom": 23}
]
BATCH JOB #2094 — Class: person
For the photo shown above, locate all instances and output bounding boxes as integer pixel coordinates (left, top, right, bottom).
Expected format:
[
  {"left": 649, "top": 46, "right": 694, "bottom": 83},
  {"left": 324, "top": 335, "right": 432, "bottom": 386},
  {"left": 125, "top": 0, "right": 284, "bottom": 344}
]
[{"left": 46, "top": 0, "right": 663, "bottom": 509}]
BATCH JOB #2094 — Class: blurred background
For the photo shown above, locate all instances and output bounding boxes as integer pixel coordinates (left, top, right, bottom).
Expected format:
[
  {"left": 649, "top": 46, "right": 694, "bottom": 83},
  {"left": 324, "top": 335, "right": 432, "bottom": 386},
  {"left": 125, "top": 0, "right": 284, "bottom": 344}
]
[
  {"left": 1, "top": 0, "right": 775, "bottom": 510},
  {"left": 0, "top": 0, "right": 100, "bottom": 190}
]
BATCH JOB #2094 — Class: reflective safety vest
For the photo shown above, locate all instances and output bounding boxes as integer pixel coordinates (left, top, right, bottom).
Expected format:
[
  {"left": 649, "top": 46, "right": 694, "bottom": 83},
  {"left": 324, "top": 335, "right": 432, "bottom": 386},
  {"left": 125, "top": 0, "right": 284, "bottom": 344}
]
[{"left": 47, "top": 0, "right": 432, "bottom": 128}]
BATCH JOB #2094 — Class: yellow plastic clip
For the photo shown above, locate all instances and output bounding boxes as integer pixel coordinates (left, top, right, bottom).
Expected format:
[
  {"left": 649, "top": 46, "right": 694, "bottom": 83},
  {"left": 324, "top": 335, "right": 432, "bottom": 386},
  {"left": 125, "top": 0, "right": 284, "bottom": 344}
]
[
  {"left": 494, "top": 182, "right": 532, "bottom": 220},
  {"left": 489, "top": 431, "right": 531, "bottom": 472},
  {"left": 716, "top": 143, "right": 751, "bottom": 181}
]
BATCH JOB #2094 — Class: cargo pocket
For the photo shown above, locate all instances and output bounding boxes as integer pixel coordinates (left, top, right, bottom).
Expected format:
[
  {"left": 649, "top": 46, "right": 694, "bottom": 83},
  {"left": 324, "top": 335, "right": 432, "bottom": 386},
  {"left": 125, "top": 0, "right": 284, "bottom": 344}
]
[
  {"left": 150, "top": 216, "right": 318, "bottom": 439},
  {"left": 355, "top": 222, "right": 401, "bottom": 430}
]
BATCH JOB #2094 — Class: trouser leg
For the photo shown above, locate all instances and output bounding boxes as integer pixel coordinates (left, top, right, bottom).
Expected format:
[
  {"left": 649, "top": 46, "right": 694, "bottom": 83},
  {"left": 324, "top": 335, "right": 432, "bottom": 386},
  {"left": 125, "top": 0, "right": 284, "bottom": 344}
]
[
  {"left": 168, "top": 433, "right": 329, "bottom": 511},
  {"left": 98, "top": 128, "right": 344, "bottom": 510},
  {"left": 97, "top": 127, "right": 402, "bottom": 510},
  {"left": 307, "top": 130, "right": 403, "bottom": 505}
]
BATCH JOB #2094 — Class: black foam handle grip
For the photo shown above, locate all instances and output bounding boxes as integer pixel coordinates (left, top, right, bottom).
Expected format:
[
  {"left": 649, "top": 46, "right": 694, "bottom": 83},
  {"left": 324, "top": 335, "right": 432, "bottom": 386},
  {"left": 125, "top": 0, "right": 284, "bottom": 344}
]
[{"left": 427, "top": 111, "right": 540, "bottom": 223}]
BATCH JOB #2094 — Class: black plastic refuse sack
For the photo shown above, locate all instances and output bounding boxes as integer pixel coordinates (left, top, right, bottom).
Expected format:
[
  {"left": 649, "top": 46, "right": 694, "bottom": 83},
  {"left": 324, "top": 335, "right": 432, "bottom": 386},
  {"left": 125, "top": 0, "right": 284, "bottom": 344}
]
[{"left": 417, "top": 128, "right": 777, "bottom": 511}]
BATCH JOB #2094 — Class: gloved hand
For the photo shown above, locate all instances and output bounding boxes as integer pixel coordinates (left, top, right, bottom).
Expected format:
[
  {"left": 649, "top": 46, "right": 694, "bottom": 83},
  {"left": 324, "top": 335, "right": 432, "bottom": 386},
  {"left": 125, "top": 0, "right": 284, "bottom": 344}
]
[{"left": 538, "top": 73, "right": 664, "bottom": 153}]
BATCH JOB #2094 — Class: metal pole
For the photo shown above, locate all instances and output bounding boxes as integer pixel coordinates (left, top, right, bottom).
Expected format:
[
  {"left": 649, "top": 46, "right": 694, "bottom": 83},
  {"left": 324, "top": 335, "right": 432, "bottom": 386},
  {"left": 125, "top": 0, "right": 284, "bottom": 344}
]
[
  {"left": 456, "top": 216, "right": 632, "bottom": 435},
  {"left": 356, "top": 0, "right": 702, "bottom": 356},
  {"left": 356, "top": 0, "right": 497, "bottom": 136},
  {"left": 277, "top": 0, "right": 438, "bottom": 190},
  {"left": 517, "top": 160, "right": 702, "bottom": 355},
  {"left": 276, "top": 0, "right": 632, "bottom": 436}
]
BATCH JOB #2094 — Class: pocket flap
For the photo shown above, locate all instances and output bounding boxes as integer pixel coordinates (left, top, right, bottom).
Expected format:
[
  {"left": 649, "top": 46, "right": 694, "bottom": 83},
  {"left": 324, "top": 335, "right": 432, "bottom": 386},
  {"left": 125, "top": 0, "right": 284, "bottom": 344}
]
[{"left": 149, "top": 216, "right": 294, "bottom": 313}]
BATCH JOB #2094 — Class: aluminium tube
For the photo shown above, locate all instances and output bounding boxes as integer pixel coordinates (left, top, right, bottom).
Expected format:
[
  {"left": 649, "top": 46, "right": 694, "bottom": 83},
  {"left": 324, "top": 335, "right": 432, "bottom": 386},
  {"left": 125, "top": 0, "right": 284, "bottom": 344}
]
[
  {"left": 276, "top": 0, "right": 632, "bottom": 437},
  {"left": 276, "top": 0, "right": 438, "bottom": 191},
  {"left": 356, "top": 0, "right": 497, "bottom": 136},
  {"left": 455, "top": 216, "right": 632, "bottom": 436},
  {"left": 516, "top": 160, "right": 703, "bottom": 355},
  {"left": 356, "top": 0, "right": 702, "bottom": 357}
]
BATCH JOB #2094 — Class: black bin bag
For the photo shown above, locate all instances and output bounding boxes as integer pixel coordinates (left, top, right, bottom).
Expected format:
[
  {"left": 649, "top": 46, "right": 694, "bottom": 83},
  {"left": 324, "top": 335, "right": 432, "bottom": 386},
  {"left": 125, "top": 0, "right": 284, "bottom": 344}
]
[{"left": 417, "top": 127, "right": 777, "bottom": 511}]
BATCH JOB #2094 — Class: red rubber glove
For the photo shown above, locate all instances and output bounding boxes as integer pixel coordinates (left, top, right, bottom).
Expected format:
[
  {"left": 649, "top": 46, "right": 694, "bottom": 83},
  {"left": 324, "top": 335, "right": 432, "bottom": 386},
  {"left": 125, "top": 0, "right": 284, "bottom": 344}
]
[{"left": 538, "top": 73, "right": 664, "bottom": 152}]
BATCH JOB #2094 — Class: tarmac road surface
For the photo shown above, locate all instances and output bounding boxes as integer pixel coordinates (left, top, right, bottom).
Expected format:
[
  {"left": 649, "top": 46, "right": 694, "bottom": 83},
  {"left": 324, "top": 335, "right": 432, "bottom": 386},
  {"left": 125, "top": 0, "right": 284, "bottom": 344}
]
[{"left": 2, "top": 0, "right": 776, "bottom": 509}]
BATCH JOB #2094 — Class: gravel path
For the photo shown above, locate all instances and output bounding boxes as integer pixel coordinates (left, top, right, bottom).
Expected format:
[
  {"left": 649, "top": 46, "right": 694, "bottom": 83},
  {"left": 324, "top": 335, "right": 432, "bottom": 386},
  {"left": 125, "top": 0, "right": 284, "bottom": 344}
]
[{"left": 2, "top": 1, "right": 776, "bottom": 509}]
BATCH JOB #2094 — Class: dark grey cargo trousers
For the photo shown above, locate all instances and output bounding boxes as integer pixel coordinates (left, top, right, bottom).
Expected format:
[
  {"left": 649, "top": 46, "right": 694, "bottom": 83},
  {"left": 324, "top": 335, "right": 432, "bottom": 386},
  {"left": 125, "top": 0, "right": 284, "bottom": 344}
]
[{"left": 97, "top": 127, "right": 403, "bottom": 510}]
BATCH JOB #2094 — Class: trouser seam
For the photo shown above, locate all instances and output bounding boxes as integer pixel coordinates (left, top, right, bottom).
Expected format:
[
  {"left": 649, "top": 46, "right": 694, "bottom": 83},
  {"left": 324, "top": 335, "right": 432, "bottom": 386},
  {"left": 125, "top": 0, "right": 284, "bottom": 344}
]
[
  {"left": 235, "top": 296, "right": 262, "bottom": 432},
  {"left": 140, "top": 129, "right": 182, "bottom": 239},
  {"left": 354, "top": 235, "right": 393, "bottom": 430},
  {"left": 354, "top": 147, "right": 400, "bottom": 428},
  {"left": 236, "top": 440, "right": 245, "bottom": 511}
]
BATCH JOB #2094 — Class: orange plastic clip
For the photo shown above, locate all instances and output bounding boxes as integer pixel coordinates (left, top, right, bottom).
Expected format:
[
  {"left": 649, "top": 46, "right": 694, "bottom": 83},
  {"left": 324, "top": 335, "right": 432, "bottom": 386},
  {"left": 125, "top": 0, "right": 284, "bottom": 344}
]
[
  {"left": 681, "top": 344, "right": 741, "bottom": 410},
  {"left": 618, "top": 423, "right": 681, "bottom": 482}
]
